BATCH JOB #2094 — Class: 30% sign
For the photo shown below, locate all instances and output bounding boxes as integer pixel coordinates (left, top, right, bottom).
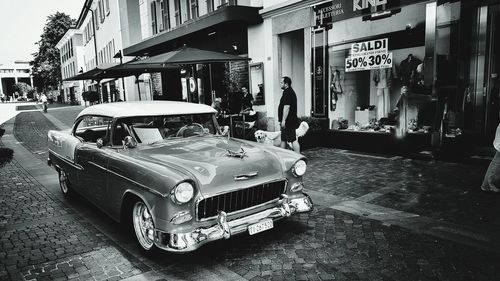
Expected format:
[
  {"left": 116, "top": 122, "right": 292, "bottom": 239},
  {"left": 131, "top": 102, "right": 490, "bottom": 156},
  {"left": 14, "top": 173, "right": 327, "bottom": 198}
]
[{"left": 345, "top": 53, "right": 393, "bottom": 72}]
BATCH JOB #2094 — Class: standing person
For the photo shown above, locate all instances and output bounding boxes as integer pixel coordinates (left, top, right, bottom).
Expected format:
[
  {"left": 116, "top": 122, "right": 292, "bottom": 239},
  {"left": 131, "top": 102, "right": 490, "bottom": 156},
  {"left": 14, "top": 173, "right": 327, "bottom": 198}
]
[
  {"left": 40, "top": 93, "right": 48, "bottom": 113},
  {"left": 241, "top": 86, "right": 253, "bottom": 112},
  {"left": 278, "top": 76, "right": 300, "bottom": 153},
  {"left": 481, "top": 123, "right": 500, "bottom": 193}
]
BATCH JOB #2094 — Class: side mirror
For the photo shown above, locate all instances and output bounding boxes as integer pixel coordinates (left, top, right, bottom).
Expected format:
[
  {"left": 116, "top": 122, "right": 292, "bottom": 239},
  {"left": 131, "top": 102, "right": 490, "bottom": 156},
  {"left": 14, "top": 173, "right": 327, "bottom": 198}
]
[
  {"left": 122, "top": 136, "right": 137, "bottom": 149},
  {"left": 96, "top": 138, "right": 104, "bottom": 148}
]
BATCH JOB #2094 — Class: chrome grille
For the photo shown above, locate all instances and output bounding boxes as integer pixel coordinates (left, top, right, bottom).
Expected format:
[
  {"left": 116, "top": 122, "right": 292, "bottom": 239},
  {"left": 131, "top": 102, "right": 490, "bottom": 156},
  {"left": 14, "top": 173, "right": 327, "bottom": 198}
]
[{"left": 197, "top": 180, "right": 286, "bottom": 220}]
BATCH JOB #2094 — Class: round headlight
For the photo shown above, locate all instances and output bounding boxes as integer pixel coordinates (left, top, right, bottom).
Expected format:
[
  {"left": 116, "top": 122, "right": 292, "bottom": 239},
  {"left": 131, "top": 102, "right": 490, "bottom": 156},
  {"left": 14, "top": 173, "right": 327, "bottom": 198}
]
[
  {"left": 172, "top": 182, "right": 194, "bottom": 204},
  {"left": 292, "top": 160, "right": 307, "bottom": 177}
]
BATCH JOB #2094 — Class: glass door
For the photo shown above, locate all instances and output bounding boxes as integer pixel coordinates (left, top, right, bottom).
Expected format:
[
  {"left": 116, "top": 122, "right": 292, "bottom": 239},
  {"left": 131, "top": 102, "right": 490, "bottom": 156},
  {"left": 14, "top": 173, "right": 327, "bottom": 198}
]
[
  {"left": 311, "top": 27, "right": 328, "bottom": 118},
  {"left": 467, "top": 3, "right": 500, "bottom": 143},
  {"left": 485, "top": 4, "right": 500, "bottom": 141}
]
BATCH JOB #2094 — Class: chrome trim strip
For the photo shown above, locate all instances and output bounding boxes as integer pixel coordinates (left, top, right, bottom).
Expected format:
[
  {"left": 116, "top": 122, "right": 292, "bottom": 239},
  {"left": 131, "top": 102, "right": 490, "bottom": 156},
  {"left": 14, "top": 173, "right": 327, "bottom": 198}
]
[
  {"left": 195, "top": 179, "right": 288, "bottom": 222},
  {"left": 48, "top": 149, "right": 83, "bottom": 171},
  {"left": 233, "top": 171, "right": 258, "bottom": 181},
  {"left": 88, "top": 161, "right": 166, "bottom": 198}
]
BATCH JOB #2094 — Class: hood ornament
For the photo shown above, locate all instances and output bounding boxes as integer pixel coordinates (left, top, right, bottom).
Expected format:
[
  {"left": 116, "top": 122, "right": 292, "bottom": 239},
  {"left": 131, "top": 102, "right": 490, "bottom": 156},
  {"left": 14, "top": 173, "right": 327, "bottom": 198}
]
[{"left": 226, "top": 145, "right": 247, "bottom": 158}]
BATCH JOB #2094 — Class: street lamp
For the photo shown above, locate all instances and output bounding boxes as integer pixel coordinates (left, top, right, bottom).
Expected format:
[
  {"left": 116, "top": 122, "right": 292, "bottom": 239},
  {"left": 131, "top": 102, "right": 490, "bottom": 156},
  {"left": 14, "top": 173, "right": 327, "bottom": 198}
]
[{"left": 113, "top": 50, "right": 126, "bottom": 101}]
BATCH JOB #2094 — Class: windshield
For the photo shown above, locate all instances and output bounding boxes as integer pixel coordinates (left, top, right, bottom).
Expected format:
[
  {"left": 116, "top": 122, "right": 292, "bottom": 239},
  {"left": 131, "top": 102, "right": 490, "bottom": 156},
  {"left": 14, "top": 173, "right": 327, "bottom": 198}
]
[{"left": 113, "top": 113, "right": 219, "bottom": 145}]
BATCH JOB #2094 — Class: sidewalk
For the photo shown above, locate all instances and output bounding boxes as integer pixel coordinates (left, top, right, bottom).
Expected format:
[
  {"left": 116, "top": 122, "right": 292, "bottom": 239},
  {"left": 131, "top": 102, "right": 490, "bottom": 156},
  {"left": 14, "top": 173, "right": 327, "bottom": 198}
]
[{"left": 0, "top": 117, "right": 152, "bottom": 280}]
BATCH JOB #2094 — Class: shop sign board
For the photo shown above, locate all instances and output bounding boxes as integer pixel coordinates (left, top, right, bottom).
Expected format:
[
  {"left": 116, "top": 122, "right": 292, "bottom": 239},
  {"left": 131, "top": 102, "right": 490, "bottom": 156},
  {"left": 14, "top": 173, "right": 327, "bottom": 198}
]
[
  {"left": 345, "top": 38, "right": 393, "bottom": 72},
  {"left": 313, "top": 0, "right": 427, "bottom": 27},
  {"left": 353, "top": 0, "right": 387, "bottom": 11},
  {"left": 314, "top": 0, "right": 348, "bottom": 26}
]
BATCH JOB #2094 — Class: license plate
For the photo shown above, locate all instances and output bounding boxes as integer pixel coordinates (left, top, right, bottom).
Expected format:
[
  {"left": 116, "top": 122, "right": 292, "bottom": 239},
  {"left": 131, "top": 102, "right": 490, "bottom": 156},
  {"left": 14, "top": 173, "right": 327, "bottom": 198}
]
[{"left": 248, "top": 219, "right": 273, "bottom": 235}]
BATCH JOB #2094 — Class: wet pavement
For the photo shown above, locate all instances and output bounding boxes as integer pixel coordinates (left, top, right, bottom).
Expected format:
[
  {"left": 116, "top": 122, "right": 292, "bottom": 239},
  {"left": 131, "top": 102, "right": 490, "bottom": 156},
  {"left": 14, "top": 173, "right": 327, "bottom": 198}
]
[{"left": 0, "top": 104, "right": 499, "bottom": 280}]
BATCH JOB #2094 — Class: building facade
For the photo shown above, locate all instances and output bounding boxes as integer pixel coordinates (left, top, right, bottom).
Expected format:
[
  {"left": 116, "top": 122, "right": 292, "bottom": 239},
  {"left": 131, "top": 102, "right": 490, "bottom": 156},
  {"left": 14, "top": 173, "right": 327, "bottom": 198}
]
[
  {"left": 122, "top": 0, "right": 262, "bottom": 106},
  {"left": 73, "top": 0, "right": 141, "bottom": 102},
  {"left": 65, "top": 0, "right": 499, "bottom": 153},
  {"left": 0, "top": 61, "right": 33, "bottom": 100},
  {"left": 56, "top": 29, "right": 85, "bottom": 104}
]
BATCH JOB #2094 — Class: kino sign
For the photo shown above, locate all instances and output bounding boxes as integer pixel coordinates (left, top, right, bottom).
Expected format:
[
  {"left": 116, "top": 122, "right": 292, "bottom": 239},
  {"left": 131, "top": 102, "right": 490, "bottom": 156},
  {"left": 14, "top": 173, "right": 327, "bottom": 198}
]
[{"left": 353, "top": 0, "right": 387, "bottom": 11}]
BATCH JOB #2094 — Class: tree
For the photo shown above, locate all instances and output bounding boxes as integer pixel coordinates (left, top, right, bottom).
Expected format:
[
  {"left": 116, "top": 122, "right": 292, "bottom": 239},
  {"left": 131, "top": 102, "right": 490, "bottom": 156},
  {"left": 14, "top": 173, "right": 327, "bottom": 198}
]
[
  {"left": 12, "top": 82, "right": 34, "bottom": 99},
  {"left": 31, "top": 12, "right": 75, "bottom": 91}
]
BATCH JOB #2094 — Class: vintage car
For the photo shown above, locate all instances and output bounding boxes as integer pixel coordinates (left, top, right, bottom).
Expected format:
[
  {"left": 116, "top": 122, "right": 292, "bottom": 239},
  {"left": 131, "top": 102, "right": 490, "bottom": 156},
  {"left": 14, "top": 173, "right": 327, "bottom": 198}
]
[{"left": 47, "top": 101, "right": 313, "bottom": 253}]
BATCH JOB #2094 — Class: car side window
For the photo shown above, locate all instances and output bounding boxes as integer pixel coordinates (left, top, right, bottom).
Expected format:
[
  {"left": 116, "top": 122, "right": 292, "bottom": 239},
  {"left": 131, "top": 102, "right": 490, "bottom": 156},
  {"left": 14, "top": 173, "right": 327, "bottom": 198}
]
[{"left": 74, "top": 116, "right": 112, "bottom": 143}]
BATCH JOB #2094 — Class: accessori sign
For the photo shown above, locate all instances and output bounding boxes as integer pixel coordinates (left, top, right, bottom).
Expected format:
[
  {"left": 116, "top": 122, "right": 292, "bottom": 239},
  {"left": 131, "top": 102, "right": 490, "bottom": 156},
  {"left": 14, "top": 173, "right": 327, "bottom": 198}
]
[{"left": 313, "top": 0, "right": 425, "bottom": 26}]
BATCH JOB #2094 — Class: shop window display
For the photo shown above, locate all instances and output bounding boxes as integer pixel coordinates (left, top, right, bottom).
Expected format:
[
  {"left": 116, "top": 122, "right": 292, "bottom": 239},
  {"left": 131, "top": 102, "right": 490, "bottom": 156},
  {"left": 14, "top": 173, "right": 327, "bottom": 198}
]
[{"left": 328, "top": 2, "right": 433, "bottom": 135}]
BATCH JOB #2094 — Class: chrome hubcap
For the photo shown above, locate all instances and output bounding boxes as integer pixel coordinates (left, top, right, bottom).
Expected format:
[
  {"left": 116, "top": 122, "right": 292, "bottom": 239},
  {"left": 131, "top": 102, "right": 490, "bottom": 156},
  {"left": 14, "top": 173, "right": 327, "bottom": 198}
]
[
  {"left": 132, "top": 202, "right": 155, "bottom": 250},
  {"left": 59, "top": 171, "right": 68, "bottom": 194}
]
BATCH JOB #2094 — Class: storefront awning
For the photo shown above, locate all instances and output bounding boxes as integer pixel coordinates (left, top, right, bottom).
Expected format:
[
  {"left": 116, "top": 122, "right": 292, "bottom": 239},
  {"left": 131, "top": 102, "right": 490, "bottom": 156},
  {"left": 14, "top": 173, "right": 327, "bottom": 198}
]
[
  {"left": 65, "top": 47, "right": 249, "bottom": 81},
  {"left": 123, "top": 5, "right": 262, "bottom": 57},
  {"left": 64, "top": 63, "right": 120, "bottom": 81},
  {"left": 128, "top": 46, "right": 250, "bottom": 66}
]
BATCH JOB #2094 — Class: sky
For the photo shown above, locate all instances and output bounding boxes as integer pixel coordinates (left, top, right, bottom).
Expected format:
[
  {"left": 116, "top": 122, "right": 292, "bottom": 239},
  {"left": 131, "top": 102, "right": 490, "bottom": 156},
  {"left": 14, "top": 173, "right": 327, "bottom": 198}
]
[{"left": 0, "top": 0, "right": 85, "bottom": 65}]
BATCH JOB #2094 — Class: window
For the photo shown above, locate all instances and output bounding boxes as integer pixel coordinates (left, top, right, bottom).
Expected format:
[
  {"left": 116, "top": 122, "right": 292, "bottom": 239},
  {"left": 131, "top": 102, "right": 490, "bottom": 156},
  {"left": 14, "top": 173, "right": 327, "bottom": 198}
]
[
  {"left": 151, "top": 1, "right": 158, "bottom": 35},
  {"left": 207, "top": 0, "right": 214, "bottom": 12},
  {"left": 74, "top": 116, "right": 112, "bottom": 143},
  {"left": 105, "top": 0, "right": 110, "bottom": 15},
  {"left": 174, "top": 0, "right": 181, "bottom": 26},
  {"left": 116, "top": 113, "right": 217, "bottom": 145},
  {"left": 189, "top": 0, "right": 198, "bottom": 20},
  {"left": 160, "top": 0, "right": 170, "bottom": 31},
  {"left": 326, "top": 2, "right": 432, "bottom": 134},
  {"left": 250, "top": 63, "right": 265, "bottom": 105},
  {"left": 94, "top": 8, "right": 99, "bottom": 29},
  {"left": 99, "top": 0, "right": 105, "bottom": 23},
  {"left": 69, "top": 39, "right": 73, "bottom": 58},
  {"left": 89, "top": 21, "right": 94, "bottom": 37}
]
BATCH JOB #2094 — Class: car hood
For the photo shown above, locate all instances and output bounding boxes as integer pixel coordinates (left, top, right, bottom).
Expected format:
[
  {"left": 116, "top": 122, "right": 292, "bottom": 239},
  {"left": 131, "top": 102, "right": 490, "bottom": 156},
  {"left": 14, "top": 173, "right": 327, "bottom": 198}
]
[{"left": 132, "top": 136, "right": 286, "bottom": 196}]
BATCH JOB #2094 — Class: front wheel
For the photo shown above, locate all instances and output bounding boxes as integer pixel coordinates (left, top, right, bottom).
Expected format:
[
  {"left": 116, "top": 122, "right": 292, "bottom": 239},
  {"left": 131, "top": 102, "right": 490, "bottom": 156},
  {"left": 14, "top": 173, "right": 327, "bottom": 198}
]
[
  {"left": 58, "top": 169, "right": 72, "bottom": 198},
  {"left": 132, "top": 201, "right": 158, "bottom": 252}
]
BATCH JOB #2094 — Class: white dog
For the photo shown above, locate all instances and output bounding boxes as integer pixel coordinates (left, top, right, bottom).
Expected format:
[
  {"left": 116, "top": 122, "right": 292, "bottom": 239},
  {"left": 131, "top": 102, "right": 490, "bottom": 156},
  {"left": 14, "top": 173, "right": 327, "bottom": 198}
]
[{"left": 254, "top": 121, "right": 309, "bottom": 147}]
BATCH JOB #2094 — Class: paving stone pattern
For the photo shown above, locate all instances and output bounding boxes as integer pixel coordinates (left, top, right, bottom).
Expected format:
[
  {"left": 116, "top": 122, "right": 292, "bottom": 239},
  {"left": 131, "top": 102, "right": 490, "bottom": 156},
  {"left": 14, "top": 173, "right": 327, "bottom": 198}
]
[
  {"left": 302, "top": 148, "right": 500, "bottom": 230},
  {"left": 145, "top": 207, "right": 500, "bottom": 281},
  {"left": 13, "top": 112, "right": 58, "bottom": 162},
  {"left": 0, "top": 145, "right": 150, "bottom": 281},
  {"left": 3, "top": 106, "right": 500, "bottom": 280}
]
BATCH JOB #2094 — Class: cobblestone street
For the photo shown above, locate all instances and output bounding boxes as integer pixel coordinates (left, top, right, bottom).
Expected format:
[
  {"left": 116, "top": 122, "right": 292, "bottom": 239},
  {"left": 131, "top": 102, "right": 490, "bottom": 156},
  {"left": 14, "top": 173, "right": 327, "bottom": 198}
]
[{"left": 1, "top": 105, "right": 500, "bottom": 280}]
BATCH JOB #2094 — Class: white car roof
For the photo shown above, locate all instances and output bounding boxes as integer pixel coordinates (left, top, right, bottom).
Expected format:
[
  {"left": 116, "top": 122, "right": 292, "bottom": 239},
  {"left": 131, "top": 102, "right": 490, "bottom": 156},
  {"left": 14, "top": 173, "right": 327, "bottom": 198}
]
[{"left": 77, "top": 101, "right": 217, "bottom": 119}]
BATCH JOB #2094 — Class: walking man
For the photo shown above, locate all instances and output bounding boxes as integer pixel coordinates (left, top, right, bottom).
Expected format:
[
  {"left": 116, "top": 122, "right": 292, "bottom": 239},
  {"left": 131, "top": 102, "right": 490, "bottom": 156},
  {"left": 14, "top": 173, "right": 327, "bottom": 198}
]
[
  {"left": 40, "top": 93, "right": 48, "bottom": 113},
  {"left": 278, "top": 76, "right": 300, "bottom": 153}
]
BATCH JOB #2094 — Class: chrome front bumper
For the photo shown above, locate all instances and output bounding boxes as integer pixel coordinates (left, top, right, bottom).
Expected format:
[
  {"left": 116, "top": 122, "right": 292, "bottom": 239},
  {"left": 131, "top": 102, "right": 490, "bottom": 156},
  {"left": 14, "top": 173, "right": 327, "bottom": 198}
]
[{"left": 154, "top": 194, "right": 313, "bottom": 252}]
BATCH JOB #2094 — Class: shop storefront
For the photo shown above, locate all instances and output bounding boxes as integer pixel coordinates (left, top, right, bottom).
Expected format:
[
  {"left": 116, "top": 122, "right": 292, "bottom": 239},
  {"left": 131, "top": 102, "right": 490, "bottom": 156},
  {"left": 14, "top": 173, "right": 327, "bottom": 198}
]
[
  {"left": 307, "top": 0, "right": 500, "bottom": 153},
  {"left": 312, "top": 0, "right": 435, "bottom": 139}
]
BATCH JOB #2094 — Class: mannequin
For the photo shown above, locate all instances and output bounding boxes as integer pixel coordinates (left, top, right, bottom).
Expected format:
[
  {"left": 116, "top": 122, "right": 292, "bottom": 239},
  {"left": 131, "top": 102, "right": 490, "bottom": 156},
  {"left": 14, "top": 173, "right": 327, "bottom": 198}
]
[
  {"left": 330, "top": 67, "right": 343, "bottom": 111},
  {"left": 373, "top": 67, "right": 393, "bottom": 119},
  {"left": 398, "top": 54, "right": 422, "bottom": 87}
]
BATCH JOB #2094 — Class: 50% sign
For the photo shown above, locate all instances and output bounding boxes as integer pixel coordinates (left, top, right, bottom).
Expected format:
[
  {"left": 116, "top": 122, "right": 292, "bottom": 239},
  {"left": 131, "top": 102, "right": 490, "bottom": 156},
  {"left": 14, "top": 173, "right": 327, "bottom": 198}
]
[{"left": 345, "top": 53, "right": 393, "bottom": 72}]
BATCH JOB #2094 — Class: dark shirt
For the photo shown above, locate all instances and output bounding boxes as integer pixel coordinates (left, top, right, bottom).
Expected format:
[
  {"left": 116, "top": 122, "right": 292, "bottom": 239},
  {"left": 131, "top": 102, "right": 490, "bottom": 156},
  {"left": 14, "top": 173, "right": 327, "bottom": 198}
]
[
  {"left": 242, "top": 93, "right": 253, "bottom": 111},
  {"left": 278, "top": 87, "right": 298, "bottom": 126},
  {"left": 229, "top": 91, "right": 243, "bottom": 114},
  {"left": 399, "top": 56, "right": 422, "bottom": 86}
]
